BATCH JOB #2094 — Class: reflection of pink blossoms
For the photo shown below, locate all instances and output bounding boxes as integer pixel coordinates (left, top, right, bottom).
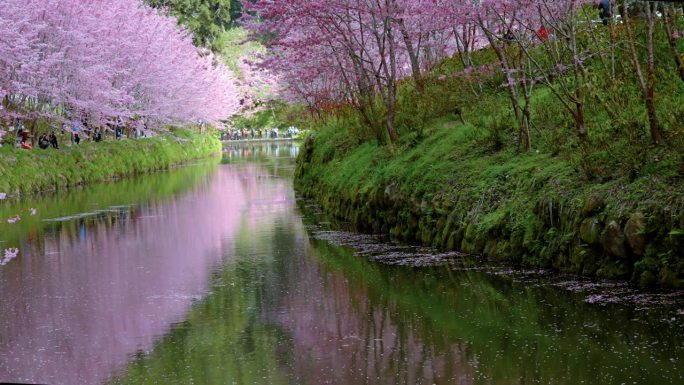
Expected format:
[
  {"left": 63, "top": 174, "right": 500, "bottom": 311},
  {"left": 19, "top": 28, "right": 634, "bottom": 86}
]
[
  {"left": 7, "top": 215, "right": 20, "bottom": 224},
  {"left": 1, "top": 248, "right": 19, "bottom": 266}
]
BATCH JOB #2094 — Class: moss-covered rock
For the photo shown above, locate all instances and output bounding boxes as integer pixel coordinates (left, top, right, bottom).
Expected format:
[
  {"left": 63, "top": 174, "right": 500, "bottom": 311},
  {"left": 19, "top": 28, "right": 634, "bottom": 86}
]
[
  {"left": 446, "top": 229, "right": 464, "bottom": 250},
  {"left": 581, "top": 195, "right": 605, "bottom": 217},
  {"left": 601, "top": 220, "right": 627, "bottom": 259},
  {"left": 624, "top": 212, "right": 646, "bottom": 256},
  {"left": 484, "top": 239, "right": 498, "bottom": 258},
  {"left": 580, "top": 217, "right": 602, "bottom": 246},
  {"left": 461, "top": 223, "right": 485, "bottom": 254},
  {"left": 596, "top": 259, "right": 629, "bottom": 280}
]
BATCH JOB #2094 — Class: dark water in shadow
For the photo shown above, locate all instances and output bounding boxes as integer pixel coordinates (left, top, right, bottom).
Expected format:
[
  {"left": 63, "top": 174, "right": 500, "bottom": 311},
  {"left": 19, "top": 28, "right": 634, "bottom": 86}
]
[{"left": 0, "top": 142, "right": 682, "bottom": 385}]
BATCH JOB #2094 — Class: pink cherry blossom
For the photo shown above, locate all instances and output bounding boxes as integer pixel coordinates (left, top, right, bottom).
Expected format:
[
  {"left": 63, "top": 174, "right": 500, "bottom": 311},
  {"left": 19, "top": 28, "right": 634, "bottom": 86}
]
[
  {"left": 0, "top": 0, "right": 240, "bottom": 128},
  {"left": 242, "top": 0, "right": 594, "bottom": 145}
]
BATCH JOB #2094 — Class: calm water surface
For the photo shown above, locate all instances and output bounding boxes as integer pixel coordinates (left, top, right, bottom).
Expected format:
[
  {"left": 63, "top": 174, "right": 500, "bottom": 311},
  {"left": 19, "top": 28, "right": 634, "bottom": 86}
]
[{"left": 0, "top": 142, "right": 681, "bottom": 385}]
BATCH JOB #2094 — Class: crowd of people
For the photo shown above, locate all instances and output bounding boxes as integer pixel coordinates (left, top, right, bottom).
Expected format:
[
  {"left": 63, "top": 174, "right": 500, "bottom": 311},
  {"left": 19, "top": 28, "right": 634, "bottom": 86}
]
[
  {"left": 2, "top": 117, "right": 302, "bottom": 150},
  {"left": 1, "top": 117, "right": 145, "bottom": 151},
  {"left": 221, "top": 128, "right": 264, "bottom": 141},
  {"left": 37, "top": 132, "right": 59, "bottom": 150},
  {"left": 221, "top": 126, "right": 299, "bottom": 141}
]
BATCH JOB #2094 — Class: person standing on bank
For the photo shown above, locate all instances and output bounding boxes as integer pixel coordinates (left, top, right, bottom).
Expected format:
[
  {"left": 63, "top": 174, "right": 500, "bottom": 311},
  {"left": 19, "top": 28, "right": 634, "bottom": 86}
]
[{"left": 597, "top": 0, "right": 612, "bottom": 25}]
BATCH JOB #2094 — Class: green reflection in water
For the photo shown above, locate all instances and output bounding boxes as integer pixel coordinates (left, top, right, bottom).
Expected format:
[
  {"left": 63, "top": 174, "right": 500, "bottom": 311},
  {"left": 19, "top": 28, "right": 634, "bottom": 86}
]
[
  {"left": 109, "top": 209, "right": 682, "bottom": 385},
  {"left": 110, "top": 218, "right": 299, "bottom": 385},
  {"left": 0, "top": 160, "right": 219, "bottom": 250},
  {"left": 110, "top": 262, "right": 292, "bottom": 385},
  {"left": 311, "top": 238, "right": 682, "bottom": 384},
  {"left": 222, "top": 142, "right": 298, "bottom": 179}
]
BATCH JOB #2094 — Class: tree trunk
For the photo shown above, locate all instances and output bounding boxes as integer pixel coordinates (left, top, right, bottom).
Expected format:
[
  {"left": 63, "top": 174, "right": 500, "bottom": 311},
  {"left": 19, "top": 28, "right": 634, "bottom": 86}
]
[
  {"left": 570, "top": 20, "right": 587, "bottom": 141},
  {"left": 575, "top": 90, "right": 586, "bottom": 140},
  {"left": 645, "top": 3, "right": 663, "bottom": 144},
  {"left": 623, "top": 2, "right": 662, "bottom": 144},
  {"left": 397, "top": 18, "right": 423, "bottom": 92},
  {"left": 453, "top": 26, "right": 474, "bottom": 68},
  {"left": 386, "top": 2, "right": 399, "bottom": 145},
  {"left": 478, "top": 22, "right": 523, "bottom": 126},
  {"left": 662, "top": 5, "right": 684, "bottom": 84},
  {"left": 521, "top": 81, "right": 533, "bottom": 151},
  {"left": 609, "top": 8, "right": 616, "bottom": 81}
]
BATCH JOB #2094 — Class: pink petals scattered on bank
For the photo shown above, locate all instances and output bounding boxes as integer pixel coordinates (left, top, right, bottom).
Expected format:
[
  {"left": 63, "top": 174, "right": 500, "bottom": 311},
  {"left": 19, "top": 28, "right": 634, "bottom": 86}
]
[{"left": 6, "top": 215, "right": 20, "bottom": 224}]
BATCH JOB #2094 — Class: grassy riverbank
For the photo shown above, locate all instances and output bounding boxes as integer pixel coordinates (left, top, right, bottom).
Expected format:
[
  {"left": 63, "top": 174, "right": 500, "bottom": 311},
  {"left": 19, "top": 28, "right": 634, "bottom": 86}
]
[
  {"left": 0, "top": 129, "right": 221, "bottom": 196},
  {"left": 296, "top": 118, "right": 684, "bottom": 288}
]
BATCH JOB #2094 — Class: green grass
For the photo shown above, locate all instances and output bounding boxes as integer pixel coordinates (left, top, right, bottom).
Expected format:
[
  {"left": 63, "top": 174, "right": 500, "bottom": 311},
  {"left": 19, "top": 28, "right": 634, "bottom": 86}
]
[{"left": 0, "top": 129, "right": 221, "bottom": 196}]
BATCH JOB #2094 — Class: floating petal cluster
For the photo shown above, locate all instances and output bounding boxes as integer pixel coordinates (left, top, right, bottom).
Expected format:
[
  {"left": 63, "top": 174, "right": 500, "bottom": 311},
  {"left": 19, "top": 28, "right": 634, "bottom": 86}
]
[{"left": 1, "top": 248, "right": 19, "bottom": 266}]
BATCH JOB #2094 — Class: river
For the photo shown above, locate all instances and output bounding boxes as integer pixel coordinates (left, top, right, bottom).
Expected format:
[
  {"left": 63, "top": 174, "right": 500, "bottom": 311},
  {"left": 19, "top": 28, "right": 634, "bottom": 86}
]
[{"left": 0, "top": 142, "right": 681, "bottom": 385}]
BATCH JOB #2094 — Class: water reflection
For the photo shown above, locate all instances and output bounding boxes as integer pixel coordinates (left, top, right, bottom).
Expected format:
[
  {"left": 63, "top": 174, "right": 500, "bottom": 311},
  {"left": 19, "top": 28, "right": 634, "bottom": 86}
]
[
  {"left": 114, "top": 146, "right": 682, "bottom": 385},
  {"left": 109, "top": 208, "right": 684, "bottom": 385},
  {"left": 0, "top": 147, "right": 295, "bottom": 385},
  {"left": 1, "top": 142, "right": 682, "bottom": 385},
  {"left": 223, "top": 141, "right": 299, "bottom": 162}
]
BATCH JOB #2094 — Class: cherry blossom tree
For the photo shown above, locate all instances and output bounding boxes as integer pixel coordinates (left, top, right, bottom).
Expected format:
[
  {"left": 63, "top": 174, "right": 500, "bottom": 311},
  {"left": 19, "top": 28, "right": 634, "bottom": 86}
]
[
  {"left": 244, "top": 0, "right": 461, "bottom": 144},
  {"left": 0, "top": 0, "right": 240, "bottom": 130},
  {"left": 505, "top": 0, "right": 596, "bottom": 142},
  {"left": 244, "top": 0, "right": 681, "bottom": 148}
]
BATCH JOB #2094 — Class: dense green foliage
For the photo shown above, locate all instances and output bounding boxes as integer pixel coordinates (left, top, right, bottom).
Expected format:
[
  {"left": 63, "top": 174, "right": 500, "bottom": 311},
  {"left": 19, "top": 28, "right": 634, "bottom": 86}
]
[
  {"left": 296, "top": 113, "right": 684, "bottom": 288},
  {"left": 230, "top": 101, "right": 310, "bottom": 131},
  {"left": 146, "top": 0, "right": 238, "bottom": 51},
  {"left": 0, "top": 129, "right": 221, "bottom": 196},
  {"left": 218, "top": 27, "right": 263, "bottom": 77}
]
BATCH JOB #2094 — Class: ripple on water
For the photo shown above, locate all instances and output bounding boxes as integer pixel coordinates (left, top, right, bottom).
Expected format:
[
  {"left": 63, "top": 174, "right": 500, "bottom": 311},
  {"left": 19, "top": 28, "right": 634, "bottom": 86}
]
[{"left": 42, "top": 208, "right": 123, "bottom": 222}]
